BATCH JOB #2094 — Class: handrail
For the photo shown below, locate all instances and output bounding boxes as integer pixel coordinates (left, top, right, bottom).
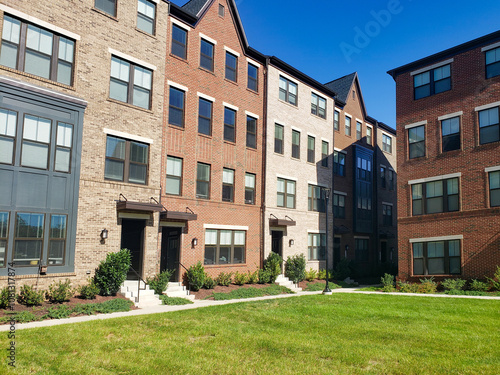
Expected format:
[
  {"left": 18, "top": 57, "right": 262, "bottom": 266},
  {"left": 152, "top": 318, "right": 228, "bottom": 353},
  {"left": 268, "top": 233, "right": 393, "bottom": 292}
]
[
  {"left": 177, "top": 261, "right": 190, "bottom": 294},
  {"left": 128, "top": 266, "right": 147, "bottom": 303}
]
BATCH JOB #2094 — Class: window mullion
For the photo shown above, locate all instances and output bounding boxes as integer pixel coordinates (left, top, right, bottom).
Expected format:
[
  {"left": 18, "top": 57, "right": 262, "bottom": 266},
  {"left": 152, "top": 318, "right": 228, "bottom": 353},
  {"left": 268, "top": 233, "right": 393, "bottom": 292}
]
[
  {"left": 423, "top": 243, "right": 428, "bottom": 275},
  {"left": 216, "top": 230, "right": 221, "bottom": 265},
  {"left": 124, "top": 140, "right": 131, "bottom": 182},
  {"left": 51, "top": 35, "right": 59, "bottom": 81},
  {"left": 444, "top": 241, "right": 449, "bottom": 274},
  {"left": 128, "top": 64, "right": 135, "bottom": 105},
  {"left": 18, "top": 23, "right": 27, "bottom": 71}
]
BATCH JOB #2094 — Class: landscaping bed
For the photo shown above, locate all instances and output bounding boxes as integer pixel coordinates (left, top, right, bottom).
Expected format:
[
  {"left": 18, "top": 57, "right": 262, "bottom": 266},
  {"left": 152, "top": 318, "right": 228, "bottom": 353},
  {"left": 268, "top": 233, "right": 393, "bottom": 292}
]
[{"left": 190, "top": 282, "right": 287, "bottom": 300}]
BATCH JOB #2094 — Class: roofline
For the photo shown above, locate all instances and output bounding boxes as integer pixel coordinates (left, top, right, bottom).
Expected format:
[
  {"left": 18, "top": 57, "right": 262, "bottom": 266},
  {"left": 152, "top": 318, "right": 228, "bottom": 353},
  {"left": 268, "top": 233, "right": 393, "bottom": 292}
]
[
  {"left": 387, "top": 29, "right": 500, "bottom": 79},
  {"left": 377, "top": 121, "right": 396, "bottom": 135}
]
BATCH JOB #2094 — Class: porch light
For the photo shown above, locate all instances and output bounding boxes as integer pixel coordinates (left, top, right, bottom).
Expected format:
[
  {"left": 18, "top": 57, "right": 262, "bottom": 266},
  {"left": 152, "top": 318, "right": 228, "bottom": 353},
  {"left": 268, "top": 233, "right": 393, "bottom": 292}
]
[
  {"left": 289, "top": 239, "right": 294, "bottom": 246},
  {"left": 192, "top": 238, "right": 198, "bottom": 247},
  {"left": 100, "top": 228, "right": 109, "bottom": 241}
]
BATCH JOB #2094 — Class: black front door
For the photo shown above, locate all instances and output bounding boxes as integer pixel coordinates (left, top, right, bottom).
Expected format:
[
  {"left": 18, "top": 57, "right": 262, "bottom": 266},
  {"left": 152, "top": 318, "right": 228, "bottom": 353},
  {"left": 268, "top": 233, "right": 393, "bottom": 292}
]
[
  {"left": 334, "top": 237, "right": 341, "bottom": 266},
  {"left": 161, "top": 227, "right": 182, "bottom": 282},
  {"left": 381, "top": 241, "right": 388, "bottom": 263},
  {"left": 271, "top": 230, "right": 283, "bottom": 258},
  {"left": 121, "top": 219, "right": 145, "bottom": 280}
]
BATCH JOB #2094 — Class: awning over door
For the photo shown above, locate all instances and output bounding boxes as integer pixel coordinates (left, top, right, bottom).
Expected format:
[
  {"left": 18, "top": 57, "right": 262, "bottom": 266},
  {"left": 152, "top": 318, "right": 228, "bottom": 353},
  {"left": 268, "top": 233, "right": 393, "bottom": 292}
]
[{"left": 269, "top": 215, "right": 296, "bottom": 227}]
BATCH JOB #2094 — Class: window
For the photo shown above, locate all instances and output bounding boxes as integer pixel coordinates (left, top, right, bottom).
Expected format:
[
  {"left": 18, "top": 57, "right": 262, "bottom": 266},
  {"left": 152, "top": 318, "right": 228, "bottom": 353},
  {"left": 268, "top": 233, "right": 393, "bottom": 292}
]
[
  {"left": 478, "top": 107, "right": 499, "bottom": 145},
  {"left": 0, "top": 108, "right": 17, "bottom": 165},
  {"left": 307, "top": 136, "right": 315, "bottom": 163},
  {"left": 414, "top": 64, "right": 451, "bottom": 100},
  {"left": 388, "top": 170, "right": 394, "bottom": 191},
  {"left": 224, "top": 107, "right": 236, "bottom": 143},
  {"left": 408, "top": 125, "right": 425, "bottom": 159},
  {"left": 171, "top": 25, "right": 187, "bottom": 60},
  {"left": 412, "top": 177, "right": 459, "bottom": 215},
  {"left": 274, "top": 124, "right": 284, "bottom": 154},
  {"left": 308, "top": 185, "right": 325, "bottom": 213},
  {"left": 489, "top": 171, "right": 500, "bottom": 207},
  {"left": 441, "top": 117, "right": 460, "bottom": 152},
  {"left": 110, "top": 56, "right": 152, "bottom": 109},
  {"left": 333, "top": 194, "right": 345, "bottom": 219},
  {"left": 0, "top": 15, "right": 75, "bottom": 85},
  {"left": 169, "top": 87, "right": 185, "bottom": 128},
  {"left": 277, "top": 178, "right": 295, "bottom": 208},
  {"left": 55, "top": 122, "right": 73, "bottom": 172},
  {"left": 218, "top": 4, "right": 225, "bottom": 17},
  {"left": 245, "top": 173, "right": 256, "bottom": 205},
  {"left": 222, "top": 168, "right": 234, "bottom": 202},
  {"left": 166, "top": 156, "right": 182, "bottom": 195},
  {"left": 246, "top": 116, "right": 257, "bottom": 149},
  {"left": 200, "top": 39, "right": 214, "bottom": 71},
  {"left": 247, "top": 64, "right": 258, "bottom": 92},
  {"left": 196, "top": 163, "right": 210, "bottom": 199},
  {"left": 485, "top": 47, "right": 500, "bottom": 79},
  {"left": 104, "top": 135, "right": 148, "bottom": 184},
  {"left": 95, "top": 0, "right": 117, "bottom": 16},
  {"left": 380, "top": 166, "right": 386, "bottom": 188},
  {"left": 308, "top": 233, "right": 326, "bottom": 261},
  {"left": 345, "top": 116, "right": 351, "bottom": 136},
  {"left": 356, "top": 121, "right": 362, "bottom": 140},
  {"left": 137, "top": 0, "right": 156, "bottom": 34},
  {"left": 291, "top": 130, "right": 300, "bottom": 159},
  {"left": 49, "top": 214, "right": 66, "bottom": 265},
  {"left": 382, "top": 204, "right": 392, "bottom": 226},
  {"left": 198, "top": 98, "right": 212, "bottom": 136},
  {"left": 14, "top": 212, "right": 44, "bottom": 266},
  {"left": 225, "top": 52, "right": 237, "bottom": 82},
  {"left": 366, "top": 126, "right": 372, "bottom": 145},
  {"left": 0, "top": 212, "right": 8, "bottom": 268},
  {"left": 413, "top": 240, "right": 461, "bottom": 275},
  {"left": 334, "top": 110, "right": 339, "bottom": 131},
  {"left": 355, "top": 238, "right": 369, "bottom": 262},
  {"left": 382, "top": 134, "right": 392, "bottom": 153},
  {"left": 333, "top": 151, "right": 346, "bottom": 176},
  {"left": 21, "top": 115, "right": 51, "bottom": 170},
  {"left": 204, "top": 229, "right": 245, "bottom": 265},
  {"left": 311, "top": 93, "right": 326, "bottom": 119},
  {"left": 321, "top": 141, "right": 328, "bottom": 167},
  {"left": 279, "top": 76, "right": 297, "bottom": 106}
]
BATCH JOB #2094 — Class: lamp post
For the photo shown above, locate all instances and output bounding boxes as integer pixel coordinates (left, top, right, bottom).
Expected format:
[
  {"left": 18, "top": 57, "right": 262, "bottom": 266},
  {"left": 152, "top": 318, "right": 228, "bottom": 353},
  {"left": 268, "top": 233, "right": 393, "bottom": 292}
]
[{"left": 323, "top": 187, "right": 332, "bottom": 295}]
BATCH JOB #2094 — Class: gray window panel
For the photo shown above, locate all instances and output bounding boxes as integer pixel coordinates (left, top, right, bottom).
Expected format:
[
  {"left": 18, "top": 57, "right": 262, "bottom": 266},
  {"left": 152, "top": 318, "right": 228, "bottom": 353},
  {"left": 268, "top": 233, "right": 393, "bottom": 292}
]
[
  {"left": 0, "top": 240, "right": 5, "bottom": 267},
  {"left": 50, "top": 215, "right": 66, "bottom": 238},
  {"left": 104, "top": 159, "right": 124, "bottom": 180},
  {"left": 200, "top": 39, "right": 214, "bottom": 71},
  {"left": 165, "top": 176, "right": 181, "bottom": 195},
  {"left": 426, "top": 197, "right": 443, "bottom": 214},
  {"left": 247, "top": 64, "right": 258, "bottom": 91},
  {"left": 21, "top": 141, "right": 48, "bottom": 169},
  {"left": 225, "top": 52, "right": 237, "bottom": 82},
  {"left": 0, "top": 43, "right": 18, "bottom": 69},
  {"left": 57, "top": 61, "right": 72, "bottom": 86},
  {"left": 233, "top": 247, "right": 244, "bottom": 263},
  {"left": 130, "top": 142, "right": 148, "bottom": 164},
  {"left": 48, "top": 241, "right": 64, "bottom": 265},
  {"left": 129, "top": 164, "right": 147, "bottom": 184},
  {"left": 479, "top": 125, "right": 500, "bottom": 144},
  {"left": 106, "top": 137, "right": 125, "bottom": 158},
  {"left": 219, "top": 246, "right": 230, "bottom": 264},
  {"left": 137, "top": 15, "right": 154, "bottom": 35},
  {"left": 171, "top": 25, "right": 187, "bottom": 59},
  {"left": 0, "top": 138, "right": 14, "bottom": 164},
  {"left": 198, "top": 98, "right": 212, "bottom": 135},
  {"left": 286, "top": 195, "right": 294, "bottom": 208},
  {"left": 132, "top": 86, "right": 150, "bottom": 109},
  {"left": 55, "top": 148, "right": 70, "bottom": 172},
  {"left": 14, "top": 240, "right": 42, "bottom": 266},
  {"left": 277, "top": 194, "right": 284, "bottom": 207},
  {"left": 24, "top": 50, "right": 51, "bottom": 79},
  {"left": 428, "top": 258, "right": 445, "bottom": 274},
  {"left": 204, "top": 246, "right": 216, "bottom": 264},
  {"left": 95, "top": 0, "right": 116, "bottom": 16},
  {"left": 109, "top": 79, "right": 129, "bottom": 103},
  {"left": 449, "top": 258, "right": 461, "bottom": 274}
]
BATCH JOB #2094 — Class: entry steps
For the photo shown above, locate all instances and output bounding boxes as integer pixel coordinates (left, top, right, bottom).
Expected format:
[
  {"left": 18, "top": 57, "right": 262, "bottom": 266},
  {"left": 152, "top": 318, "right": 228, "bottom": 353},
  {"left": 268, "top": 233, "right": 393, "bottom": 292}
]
[
  {"left": 120, "top": 280, "right": 162, "bottom": 308},
  {"left": 275, "top": 274, "right": 302, "bottom": 292},
  {"left": 164, "top": 282, "right": 196, "bottom": 301}
]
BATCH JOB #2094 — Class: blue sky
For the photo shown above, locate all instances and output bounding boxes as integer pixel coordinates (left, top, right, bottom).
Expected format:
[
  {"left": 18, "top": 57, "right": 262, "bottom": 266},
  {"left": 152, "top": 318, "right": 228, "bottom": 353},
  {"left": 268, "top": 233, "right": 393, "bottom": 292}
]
[{"left": 176, "top": 0, "right": 500, "bottom": 129}]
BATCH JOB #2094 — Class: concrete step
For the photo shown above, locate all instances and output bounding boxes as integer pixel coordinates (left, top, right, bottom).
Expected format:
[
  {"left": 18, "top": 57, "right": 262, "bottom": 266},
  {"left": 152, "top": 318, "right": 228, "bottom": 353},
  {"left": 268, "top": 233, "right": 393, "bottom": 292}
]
[
  {"left": 275, "top": 274, "right": 302, "bottom": 292},
  {"left": 121, "top": 280, "right": 162, "bottom": 307},
  {"left": 164, "top": 282, "right": 195, "bottom": 300}
]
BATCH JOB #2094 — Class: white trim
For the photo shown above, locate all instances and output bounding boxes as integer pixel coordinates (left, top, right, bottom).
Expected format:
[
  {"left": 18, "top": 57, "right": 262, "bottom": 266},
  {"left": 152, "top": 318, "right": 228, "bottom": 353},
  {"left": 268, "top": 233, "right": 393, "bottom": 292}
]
[
  {"left": 160, "top": 221, "right": 185, "bottom": 228},
  {"left": 334, "top": 107, "right": 342, "bottom": 113},
  {"left": 245, "top": 110, "right": 259, "bottom": 119},
  {"left": 485, "top": 165, "right": 500, "bottom": 173},
  {"left": 223, "top": 46, "right": 240, "bottom": 57},
  {"left": 223, "top": 102, "right": 239, "bottom": 111},
  {"left": 344, "top": 113, "right": 352, "bottom": 118},
  {"left": 168, "top": 80, "right": 189, "bottom": 92},
  {"left": 246, "top": 58, "right": 262, "bottom": 68},
  {"left": 118, "top": 212, "right": 151, "bottom": 220},
  {"left": 307, "top": 181, "right": 329, "bottom": 188},
  {"left": 108, "top": 48, "right": 157, "bottom": 71},
  {"left": 270, "top": 226, "right": 286, "bottom": 232},
  {"left": 410, "top": 235, "right": 463, "bottom": 243},
  {"left": 382, "top": 202, "right": 394, "bottom": 207},
  {"left": 0, "top": 4, "right": 81, "bottom": 40},
  {"left": 306, "top": 132, "right": 317, "bottom": 138},
  {"left": 366, "top": 124, "right": 373, "bottom": 129},
  {"left": 274, "top": 120, "right": 285, "bottom": 127},
  {"left": 380, "top": 164, "right": 387, "bottom": 168},
  {"left": 149, "top": 0, "right": 159, "bottom": 4},
  {"left": 355, "top": 118, "right": 363, "bottom": 124},
  {"left": 308, "top": 230, "right": 326, "bottom": 234},
  {"left": 381, "top": 130, "right": 393, "bottom": 138},
  {"left": 276, "top": 174, "right": 297, "bottom": 182},
  {"left": 438, "top": 111, "right": 463, "bottom": 121},
  {"left": 334, "top": 147, "right": 347, "bottom": 154},
  {"left": 311, "top": 89, "right": 328, "bottom": 100},
  {"left": 481, "top": 42, "right": 500, "bottom": 52},
  {"left": 410, "top": 59, "right": 454, "bottom": 76},
  {"left": 404, "top": 120, "right": 427, "bottom": 130},
  {"left": 170, "top": 17, "right": 191, "bottom": 31},
  {"left": 291, "top": 126, "right": 302, "bottom": 133},
  {"left": 354, "top": 236, "right": 370, "bottom": 240},
  {"left": 408, "top": 172, "right": 461, "bottom": 185},
  {"left": 199, "top": 33, "right": 217, "bottom": 45},
  {"left": 197, "top": 92, "right": 215, "bottom": 102},
  {"left": 103, "top": 128, "right": 153, "bottom": 144},
  {"left": 333, "top": 190, "right": 347, "bottom": 196},
  {"left": 278, "top": 71, "right": 299, "bottom": 86},
  {"left": 203, "top": 224, "right": 248, "bottom": 231},
  {"left": 321, "top": 137, "right": 330, "bottom": 143},
  {"left": 475, "top": 101, "right": 500, "bottom": 112}
]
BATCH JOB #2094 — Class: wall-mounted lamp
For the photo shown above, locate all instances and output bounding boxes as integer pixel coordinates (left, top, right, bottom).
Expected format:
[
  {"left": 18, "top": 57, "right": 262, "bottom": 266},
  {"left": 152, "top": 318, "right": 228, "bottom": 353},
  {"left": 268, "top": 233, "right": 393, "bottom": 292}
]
[
  {"left": 344, "top": 244, "right": 349, "bottom": 259},
  {"left": 39, "top": 261, "right": 47, "bottom": 275},
  {"left": 100, "top": 228, "right": 108, "bottom": 243},
  {"left": 192, "top": 238, "right": 198, "bottom": 247},
  {"left": 289, "top": 239, "right": 295, "bottom": 246}
]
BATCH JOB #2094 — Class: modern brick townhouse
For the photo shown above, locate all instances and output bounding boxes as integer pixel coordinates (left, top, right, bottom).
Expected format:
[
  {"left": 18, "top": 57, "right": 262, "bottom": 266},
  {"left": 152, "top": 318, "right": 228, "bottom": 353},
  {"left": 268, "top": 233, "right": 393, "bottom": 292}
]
[{"left": 388, "top": 31, "right": 500, "bottom": 281}]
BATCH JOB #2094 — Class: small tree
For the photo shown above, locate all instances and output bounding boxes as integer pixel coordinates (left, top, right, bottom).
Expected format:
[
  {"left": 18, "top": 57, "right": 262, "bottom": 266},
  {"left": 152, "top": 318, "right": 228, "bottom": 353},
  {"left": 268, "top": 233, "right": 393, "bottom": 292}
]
[
  {"left": 185, "top": 262, "right": 206, "bottom": 291},
  {"left": 94, "top": 248, "right": 131, "bottom": 296},
  {"left": 263, "top": 252, "right": 283, "bottom": 283},
  {"left": 285, "top": 254, "right": 306, "bottom": 284},
  {"left": 146, "top": 269, "right": 174, "bottom": 295}
]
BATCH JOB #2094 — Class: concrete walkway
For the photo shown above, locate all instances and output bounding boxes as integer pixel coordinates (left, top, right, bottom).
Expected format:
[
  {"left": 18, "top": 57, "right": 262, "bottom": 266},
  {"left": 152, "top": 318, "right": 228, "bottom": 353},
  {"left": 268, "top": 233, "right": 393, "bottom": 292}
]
[{"left": 1, "top": 288, "right": 499, "bottom": 332}]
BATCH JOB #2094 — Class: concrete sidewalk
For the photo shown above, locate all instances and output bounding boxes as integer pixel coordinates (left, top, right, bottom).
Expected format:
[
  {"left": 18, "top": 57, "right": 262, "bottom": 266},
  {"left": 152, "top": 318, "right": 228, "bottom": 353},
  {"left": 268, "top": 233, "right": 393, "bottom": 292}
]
[{"left": 1, "top": 288, "right": 498, "bottom": 331}]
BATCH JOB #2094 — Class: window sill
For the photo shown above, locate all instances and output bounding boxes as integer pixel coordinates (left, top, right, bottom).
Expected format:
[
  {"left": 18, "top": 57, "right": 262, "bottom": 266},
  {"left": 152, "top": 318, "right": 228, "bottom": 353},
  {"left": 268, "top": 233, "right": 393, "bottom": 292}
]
[
  {"left": 224, "top": 78, "right": 238, "bottom": 86},
  {"left": 204, "top": 263, "right": 248, "bottom": 268},
  {"left": 311, "top": 113, "right": 327, "bottom": 121},
  {"left": 246, "top": 88, "right": 259, "bottom": 95},
  {"left": 438, "top": 149, "right": 462, "bottom": 157},
  {"left": 246, "top": 147, "right": 258, "bottom": 152},
  {"left": 223, "top": 140, "right": 236, "bottom": 146},
  {"left": 104, "top": 178, "right": 148, "bottom": 187},
  {"left": 92, "top": 7, "right": 119, "bottom": 21},
  {"left": 278, "top": 99, "right": 299, "bottom": 109},
  {"left": 135, "top": 27, "right": 157, "bottom": 39},
  {"left": 273, "top": 152, "right": 285, "bottom": 157},
  {"left": 198, "top": 133, "right": 213, "bottom": 139},
  {"left": 475, "top": 140, "right": 500, "bottom": 150},
  {"left": 0, "top": 65, "right": 76, "bottom": 91},
  {"left": 107, "top": 98, "right": 153, "bottom": 113},
  {"left": 168, "top": 124, "right": 185, "bottom": 131},
  {"left": 199, "top": 66, "right": 216, "bottom": 76},
  {"left": 169, "top": 53, "right": 189, "bottom": 64}
]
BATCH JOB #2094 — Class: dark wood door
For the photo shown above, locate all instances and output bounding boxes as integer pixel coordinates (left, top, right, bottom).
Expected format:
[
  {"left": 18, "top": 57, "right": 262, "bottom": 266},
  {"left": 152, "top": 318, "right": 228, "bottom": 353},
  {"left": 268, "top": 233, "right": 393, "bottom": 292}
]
[
  {"left": 161, "top": 227, "right": 182, "bottom": 281},
  {"left": 271, "top": 231, "right": 283, "bottom": 258},
  {"left": 121, "top": 219, "right": 145, "bottom": 280}
]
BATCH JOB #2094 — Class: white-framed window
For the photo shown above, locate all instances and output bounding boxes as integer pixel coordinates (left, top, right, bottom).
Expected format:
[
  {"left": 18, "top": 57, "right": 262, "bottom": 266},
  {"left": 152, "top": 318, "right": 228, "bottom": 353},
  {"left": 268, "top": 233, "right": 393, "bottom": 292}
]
[{"left": 204, "top": 229, "right": 246, "bottom": 265}]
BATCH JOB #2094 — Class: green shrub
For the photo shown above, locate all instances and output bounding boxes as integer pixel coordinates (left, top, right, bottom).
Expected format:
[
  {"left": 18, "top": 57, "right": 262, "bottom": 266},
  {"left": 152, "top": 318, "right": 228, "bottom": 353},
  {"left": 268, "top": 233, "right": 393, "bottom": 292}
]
[
  {"left": 0, "top": 286, "right": 13, "bottom": 309},
  {"left": 203, "top": 276, "right": 216, "bottom": 289},
  {"left": 284, "top": 254, "right": 306, "bottom": 284},
  {"left": 418, "top": 278, "right": 438, "bottom": 294},
  {"left": 146, "top": 269, "right": 174, "bottom": 295},
  {"left": 71, "top": 303, "right": 97, "bottom": 315},
  {"left": 233, "top": 271, "right": 248, "bottom": 285},
  {"left": 305, "top": 268, "right": 317, "bottom": 282},
  {"left": 263, "top": 252, "right": 283, "bottom": 283},
  {"left": 46, "top": 279, "right": 73, "bottom": 303},
  {"left": 16, "top": 285, "right": 44, "bottom": 306},
  {"left": 216, "top": 272, "right": 233, "bottom": 286},
  {"left": 94, "top": 248, "right": 131, "bottom": 296},
  {"left": 331, "top": 259, "right": 353, "bottom": 281},
  {"left": 397, "top": 281, "right": 419, "bottom": 293},
  {"left": 14, "top": 311, "right": 38, "bottom": 323},
  {"left": 470, "top": 279, "right": 489, "bottom": 292},
  {"left": 381, "top": 273, "right": 395, "bottom": 292},
  {"left": 93, "top": 298, "right": 133, "bottom": 313},
  {"left": 78, "top": 279, "right": 100, "bottom": 300},
  {"left": 160, "top": 296, "right": 194, "bottom": 305},
  {"left": 212, "top": 284, "right": 294, "bottom": 301},
  {"left": 317, "top": 269, "right": 327, "bottom": 280},
  {"left": 247, "top": 270, "right": 259, "bottom": 284},
  {"left": 186, "top": 262, "right": 206, "bottom": 291},
  {"left": 257, "top": 269, "right": 271, "bottom": 284},
  {"left": 43, "top": 305, "right": 72, "bottom": 319},
  {"left": 486, "top": 266, "right": 500, "bottom": 291},
  {"left": 441, "top": 278, "right": 466, "bottom": 291}
]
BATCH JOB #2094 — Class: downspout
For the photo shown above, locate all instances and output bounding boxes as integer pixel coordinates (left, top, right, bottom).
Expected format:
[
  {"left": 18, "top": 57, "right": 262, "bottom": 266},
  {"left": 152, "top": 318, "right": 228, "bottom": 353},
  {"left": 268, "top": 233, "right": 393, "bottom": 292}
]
[
  {"left": 260, "top": 57, "right": 270, "bottom": 269},
  {"left": 373, "top": 122, "right": 380, "bottom": 266},
  {"left": 331, "top": 97, "right": 336, "bottom": 270}
]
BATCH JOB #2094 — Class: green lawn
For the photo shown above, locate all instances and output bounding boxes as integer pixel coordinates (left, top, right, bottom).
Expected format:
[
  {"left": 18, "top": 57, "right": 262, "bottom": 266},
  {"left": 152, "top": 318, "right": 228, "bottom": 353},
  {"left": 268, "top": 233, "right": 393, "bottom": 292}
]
[{"left": 3, "top": 294, "right": 499, "bottom": 374}]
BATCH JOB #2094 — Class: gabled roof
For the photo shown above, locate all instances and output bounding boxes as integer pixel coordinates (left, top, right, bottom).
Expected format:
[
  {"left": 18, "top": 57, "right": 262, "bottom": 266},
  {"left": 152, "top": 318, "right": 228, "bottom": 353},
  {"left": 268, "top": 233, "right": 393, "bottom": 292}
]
[
  {"left": 324, "top": 73, "right": 356, "bottom": 103},
  {"left": 181, "top": 0, "right": 211, "bottom": 18}
]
